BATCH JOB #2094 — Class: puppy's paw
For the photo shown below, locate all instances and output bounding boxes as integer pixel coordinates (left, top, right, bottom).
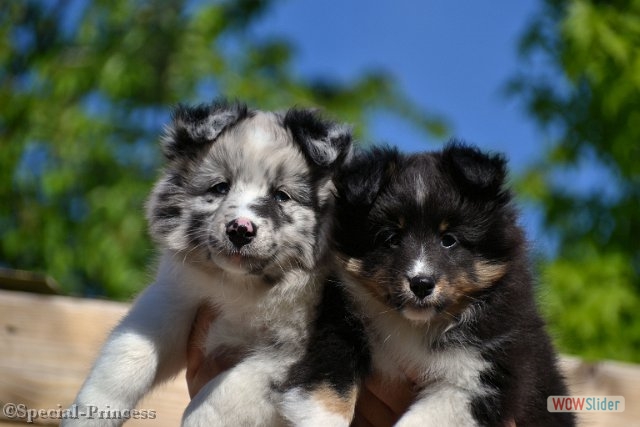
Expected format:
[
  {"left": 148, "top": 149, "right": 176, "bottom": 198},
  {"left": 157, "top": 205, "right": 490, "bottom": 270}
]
[
  {"left": 394, "top": 403, "right": 479, "bottom": 427},
  {"left": 182, "top": 401, "right": 221, "bottom": 427},
  {"left": 280, "top": 386, "right": 355, "bottom": 427},
  {"left": 182, "top": 367, "right": 285, "bottom": 427}
]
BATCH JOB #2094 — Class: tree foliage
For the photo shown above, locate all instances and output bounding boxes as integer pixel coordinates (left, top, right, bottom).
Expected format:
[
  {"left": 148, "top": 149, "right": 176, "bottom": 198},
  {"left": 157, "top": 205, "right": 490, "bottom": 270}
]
[
  {"left": 0, "top": 0, "right": 445, "bottom": 299},
  {"left": 3, "top": 0, "right": 637, "bottom": 364},
  {"left": 510, "top": 0, "right": 640, "bottom": 362}
]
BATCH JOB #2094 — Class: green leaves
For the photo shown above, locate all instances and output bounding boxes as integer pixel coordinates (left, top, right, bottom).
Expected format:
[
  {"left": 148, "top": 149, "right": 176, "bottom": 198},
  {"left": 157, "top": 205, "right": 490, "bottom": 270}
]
[
  {"left": 542, "top": 249, "right": 639, "bottom": 362},
  {"left": 0, "top": 0, "right": 445, "bottom": 299},
  {"left": 512, "top": 0, "right": 640, "bottom": 362}
]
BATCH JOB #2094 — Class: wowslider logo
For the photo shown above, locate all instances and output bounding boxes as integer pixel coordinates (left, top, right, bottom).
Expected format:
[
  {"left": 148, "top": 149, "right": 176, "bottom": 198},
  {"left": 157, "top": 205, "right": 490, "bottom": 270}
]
[{"left": 547, "top": 396, "right": 625, "bottom": 412}]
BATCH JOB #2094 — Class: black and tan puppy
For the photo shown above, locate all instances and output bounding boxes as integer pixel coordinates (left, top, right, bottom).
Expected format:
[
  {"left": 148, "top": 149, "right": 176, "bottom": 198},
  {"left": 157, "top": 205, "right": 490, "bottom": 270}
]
[{"left": 288, "top": 143, "right": 575, "bottom": 427}]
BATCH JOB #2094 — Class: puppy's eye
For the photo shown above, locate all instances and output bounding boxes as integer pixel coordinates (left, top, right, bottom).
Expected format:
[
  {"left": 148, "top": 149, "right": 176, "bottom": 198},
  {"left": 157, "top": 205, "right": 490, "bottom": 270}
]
[
  {"left": 274, "top": 190, "right": 291, "bottom": 203},
  {"left": 209, "top": 182, "right": 230, "bottom": 195},
  {"left": 441, "top": 233, "right": 457, "bottom": 248},
  {"left": 379, "top": 230, "right": 401, "bottom": 249}
]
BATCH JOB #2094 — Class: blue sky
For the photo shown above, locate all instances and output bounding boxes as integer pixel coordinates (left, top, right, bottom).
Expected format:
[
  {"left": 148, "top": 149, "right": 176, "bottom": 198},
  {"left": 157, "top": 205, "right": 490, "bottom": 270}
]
[
  {"left": 252, "top": 0, "right": 543, "bottom": 171},
  {"left": 251, "top": 0, "right": 556, "bottom": 251}
]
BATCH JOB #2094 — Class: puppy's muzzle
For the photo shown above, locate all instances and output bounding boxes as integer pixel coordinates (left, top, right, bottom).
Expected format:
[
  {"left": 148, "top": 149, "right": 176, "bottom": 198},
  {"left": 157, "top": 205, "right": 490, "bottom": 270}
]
[{"left": 226, "top": 217, "right": 257, "bottom": 248}]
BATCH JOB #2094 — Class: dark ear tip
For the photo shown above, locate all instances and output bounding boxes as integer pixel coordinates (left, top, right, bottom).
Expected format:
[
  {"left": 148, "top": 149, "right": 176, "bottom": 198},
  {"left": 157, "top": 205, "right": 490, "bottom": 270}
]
[
  {"left": 283, "top": 107, "right": 316, "bottom": 124},
  {"left": 168, "top": 97, "right": 248, "bottom": 125},
  {"left": 442, "top": 140, "right": 507, "bottom": 193},
  {"left": 284, "top": 107, "right": 353, "bottom": 169},
  {"left": 161, "top": 98, "right": 249, "bottom": 160},
  {"left": 336, "top": 145, "right": 400, "bottom": 205},
  {"left": 283, "top": 107, "right": 342, "bottom": 140}
]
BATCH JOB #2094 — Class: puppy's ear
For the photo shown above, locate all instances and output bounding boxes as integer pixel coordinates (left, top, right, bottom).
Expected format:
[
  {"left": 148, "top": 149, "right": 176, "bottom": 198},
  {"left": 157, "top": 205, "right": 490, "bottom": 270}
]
[
  {"left": 441, "top": 141, "right": 507, "bottom": 197},
  {"left": 336, "top": 146, "right": 400, "bottom": 208},
  {"left": 161, "top": 99, "right": 249, "bottom": 160},
  {"left": 283, "top": 109, "right": 352, "bottom": 170}
]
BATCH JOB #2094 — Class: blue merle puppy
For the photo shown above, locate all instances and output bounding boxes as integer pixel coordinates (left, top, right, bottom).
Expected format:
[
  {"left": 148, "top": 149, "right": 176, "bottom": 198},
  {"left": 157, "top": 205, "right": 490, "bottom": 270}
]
[{"left": 64, "top": 100, "right": 355, "bottom": 427}]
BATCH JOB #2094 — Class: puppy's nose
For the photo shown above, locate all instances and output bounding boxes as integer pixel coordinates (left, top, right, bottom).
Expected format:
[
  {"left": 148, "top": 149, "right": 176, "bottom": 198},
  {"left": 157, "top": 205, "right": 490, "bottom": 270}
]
[
  {"left": 226, "top": 217, "right": 257, "bottom": 247},
  {"left": 409, "top": 275, "right": 436, "bottom": 299}
]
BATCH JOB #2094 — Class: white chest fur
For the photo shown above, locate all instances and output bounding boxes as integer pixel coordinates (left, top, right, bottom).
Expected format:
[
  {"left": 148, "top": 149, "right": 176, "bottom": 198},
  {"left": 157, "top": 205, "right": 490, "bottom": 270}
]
[
  {"left": 160, "top": 254, "right": 322, "bottom": 356},
  {"left": 347, "top": 280, "right": 489, "bottom": 395}
]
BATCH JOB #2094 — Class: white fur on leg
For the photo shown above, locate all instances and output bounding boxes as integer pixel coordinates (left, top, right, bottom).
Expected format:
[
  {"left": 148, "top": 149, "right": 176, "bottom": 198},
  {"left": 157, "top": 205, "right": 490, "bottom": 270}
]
[
  {"left": 63, "top": 262, "right": 201, "bottom": 427},
  {"left": 65, "top": 331, "right": 159, "bottom": 427},
  {"left": 280, "top": 387, "right": 352, "bottom": 427},
  {"left": 395, "top": 383, "right": 479, "bottom": 427},
  {"left": 182, "top": 354, "right": 289, "bottom": 427}
]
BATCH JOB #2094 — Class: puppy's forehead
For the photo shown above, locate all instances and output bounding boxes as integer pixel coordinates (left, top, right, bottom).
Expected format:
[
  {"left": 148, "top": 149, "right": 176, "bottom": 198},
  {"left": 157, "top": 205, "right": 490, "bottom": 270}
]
[
  {"left": 375, "top": 159, "right": 447, "bottom": 226},
  {"left": 235, "top": 111, "right": 287, "bottom": 149},
  {"left": 392, "top": 156, "right": 446, "bottom": 204},
  {"left": 207, "top": 111, "right": 309, "bottom": 179}
]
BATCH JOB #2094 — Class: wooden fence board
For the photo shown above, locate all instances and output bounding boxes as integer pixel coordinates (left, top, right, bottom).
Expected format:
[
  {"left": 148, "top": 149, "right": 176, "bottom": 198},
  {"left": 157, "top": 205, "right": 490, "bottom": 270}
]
[
  {"left": 0, "top": 290, "right": 188, "bottom": 425},
  {"left": 1, "top": 289, "right": 638, "bottom": 426}
]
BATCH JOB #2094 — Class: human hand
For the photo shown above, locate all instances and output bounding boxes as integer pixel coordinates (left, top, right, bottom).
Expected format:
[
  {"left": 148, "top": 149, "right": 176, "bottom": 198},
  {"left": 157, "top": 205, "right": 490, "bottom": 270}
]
[
  {"left": 185, "top": 304, "right": 231, "bottom": 398},
  {"left": 185, "top": 305, "right": 515, "bottom": 427},
  {"left": 352, "top": 377, "right": 517, "bottom": 427},
  {"left": 186, "top": 304, "right": 413, "bottom": 426},
  {"left": 352, "top": 375, "right": 415, "bottom": 427}
]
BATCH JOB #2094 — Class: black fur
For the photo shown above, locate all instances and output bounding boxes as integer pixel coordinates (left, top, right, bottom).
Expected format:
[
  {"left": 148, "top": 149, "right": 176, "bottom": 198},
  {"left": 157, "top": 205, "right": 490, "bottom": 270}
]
[
  {"left": 328, "top": 141, "right": 575, "bottom": 426},
  {"left": 336, "top": 146, "right": 400, "bottom": 208},
  {"left": 280, "top": 277, "right": 371, "bottom": 396},
  {"left": 441, "top": 141, "right": 508, "bottom": 199},
  {"left": 333, "top": 146, "right": 401, "bottom": 259}
]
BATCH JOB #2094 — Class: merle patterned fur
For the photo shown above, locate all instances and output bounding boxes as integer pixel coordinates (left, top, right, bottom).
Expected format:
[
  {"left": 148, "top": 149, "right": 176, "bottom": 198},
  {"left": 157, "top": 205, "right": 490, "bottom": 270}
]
[{"left": 64, "top": 99, "right": 356, "bottom": 427}]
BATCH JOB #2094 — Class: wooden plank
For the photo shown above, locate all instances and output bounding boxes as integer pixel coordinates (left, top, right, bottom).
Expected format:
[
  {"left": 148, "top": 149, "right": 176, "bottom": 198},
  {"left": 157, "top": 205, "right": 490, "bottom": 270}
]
[
  {"left": 0, "top": 290, "right": 189, "bottom": 425},
  {"left": 0, "top": 268, "right": 59, "bottom": 295},
  {"left": 1, "top": 289, "right": 639, "bottom": 425},
  {"left": 560, "top": 356, "right": 640, "bottom": 426}
]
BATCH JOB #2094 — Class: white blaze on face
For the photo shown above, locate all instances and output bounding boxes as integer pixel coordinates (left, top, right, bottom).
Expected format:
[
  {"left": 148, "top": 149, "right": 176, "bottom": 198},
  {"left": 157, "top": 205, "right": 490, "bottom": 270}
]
[
  {"left": 217, "top": 112, "right": 286, "bottom": 222},
  {"left": 402, "top": 247, "right": 438, "bottom": 323},
  {"left": 414, "top": 173, "right": 428, "bottom": 206},
  {"left": 233, "top": 185, "right": 264, "bottom": 222},
  {"left": 247, "top": 120, "right": 273, "bottom": 149},
  {"left": 408, "top": 247, "right": 434, "bottom": 278},
  {"left": 244, "top": 112, "right": 282, "bottom": 152}
]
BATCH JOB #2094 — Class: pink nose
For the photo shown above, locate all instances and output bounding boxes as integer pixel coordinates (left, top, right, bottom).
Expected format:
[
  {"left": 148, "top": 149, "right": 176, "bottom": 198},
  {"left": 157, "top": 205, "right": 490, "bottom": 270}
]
[{"left": 226, "top": 217, "right": 257, "bottom": 247}]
